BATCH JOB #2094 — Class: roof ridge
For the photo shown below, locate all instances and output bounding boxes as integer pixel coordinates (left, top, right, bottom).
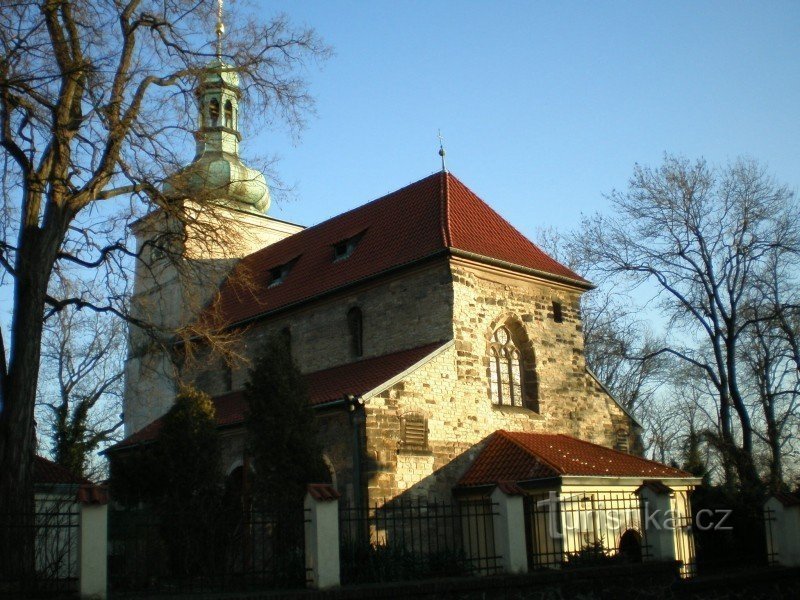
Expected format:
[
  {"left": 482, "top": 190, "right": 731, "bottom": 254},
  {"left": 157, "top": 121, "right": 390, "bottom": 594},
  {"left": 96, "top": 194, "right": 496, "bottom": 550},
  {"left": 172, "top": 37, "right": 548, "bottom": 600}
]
[
  {"left": 243, "top": 172, "right": 444, "bottom": 263},
  {"left": 498, "top": 430, "right": 564, "bottom": 475},
  {"left": 439, "top": 171, "right": 452, "bottom": 247}
]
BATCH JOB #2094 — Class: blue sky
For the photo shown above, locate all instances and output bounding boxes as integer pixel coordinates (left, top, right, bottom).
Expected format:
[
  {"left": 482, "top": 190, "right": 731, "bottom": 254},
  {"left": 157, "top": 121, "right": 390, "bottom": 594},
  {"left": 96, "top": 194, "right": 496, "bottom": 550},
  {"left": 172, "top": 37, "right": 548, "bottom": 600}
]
[{"left": 245, "top": 0, "right": 800, "bottom": 243}]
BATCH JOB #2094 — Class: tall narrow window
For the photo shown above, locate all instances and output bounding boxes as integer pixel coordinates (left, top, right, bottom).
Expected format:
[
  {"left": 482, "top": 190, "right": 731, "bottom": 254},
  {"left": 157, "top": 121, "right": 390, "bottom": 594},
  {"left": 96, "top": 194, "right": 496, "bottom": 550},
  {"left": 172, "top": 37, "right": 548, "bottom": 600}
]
[
  {"left": 224, "top": 100, "right": 234, "bottom": 128},
  {"left": 552, "top": 301, "right": 564, "bottom": 323},
  {"left": 489, "top": 326, "right": 525, "bottom": 407},
  {"left": 347, "top": 307, "right": 363, "bottom": 358},
  {"left": 209, "top": 98, "right": 220, "bottom": 126},
  {"left": 280, "top": 327, "right": 292, "bottom": 356}
]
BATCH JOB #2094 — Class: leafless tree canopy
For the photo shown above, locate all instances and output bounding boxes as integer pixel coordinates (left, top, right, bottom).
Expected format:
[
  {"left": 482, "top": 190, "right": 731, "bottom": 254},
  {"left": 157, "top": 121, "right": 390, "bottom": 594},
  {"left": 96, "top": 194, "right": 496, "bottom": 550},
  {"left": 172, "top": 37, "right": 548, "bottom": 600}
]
[
  {"left": 37, "top": 297, "right": 124, "bottom": 480},
  {"left": 574, "top": 155, "right": 800, "bottom": 490},
  {"left": 0, "top": 0, "right": 330, "bottom": 573}
]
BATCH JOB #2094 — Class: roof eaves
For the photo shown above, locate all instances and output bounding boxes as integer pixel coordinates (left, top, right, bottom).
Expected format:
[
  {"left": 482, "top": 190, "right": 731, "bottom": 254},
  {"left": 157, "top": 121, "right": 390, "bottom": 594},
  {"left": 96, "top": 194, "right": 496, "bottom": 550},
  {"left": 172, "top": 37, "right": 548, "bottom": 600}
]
[{"left": 449, "top": 248, "right": 594, "bottom": 290}]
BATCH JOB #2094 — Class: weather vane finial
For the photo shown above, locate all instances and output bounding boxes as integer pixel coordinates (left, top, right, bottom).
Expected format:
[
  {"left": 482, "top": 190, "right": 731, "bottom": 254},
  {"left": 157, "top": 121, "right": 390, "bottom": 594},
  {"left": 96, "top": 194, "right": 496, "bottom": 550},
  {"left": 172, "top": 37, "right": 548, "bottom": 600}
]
[
  {"left": 438, "top": 130, "right": 447, "bottom": 173},
  {"left": 215, "top": 0, "right": 225, "bottom": 58}
]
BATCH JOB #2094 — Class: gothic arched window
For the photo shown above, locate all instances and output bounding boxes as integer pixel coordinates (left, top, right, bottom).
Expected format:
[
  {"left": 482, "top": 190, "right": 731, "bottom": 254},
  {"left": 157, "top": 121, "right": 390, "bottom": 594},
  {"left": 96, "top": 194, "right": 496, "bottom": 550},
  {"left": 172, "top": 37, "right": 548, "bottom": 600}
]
[
  {"left": 347, "top": 307, "right": 363, "bottom": 358},
  {"left": 489, "top": 326, "right": 524, "bottom": 407}
]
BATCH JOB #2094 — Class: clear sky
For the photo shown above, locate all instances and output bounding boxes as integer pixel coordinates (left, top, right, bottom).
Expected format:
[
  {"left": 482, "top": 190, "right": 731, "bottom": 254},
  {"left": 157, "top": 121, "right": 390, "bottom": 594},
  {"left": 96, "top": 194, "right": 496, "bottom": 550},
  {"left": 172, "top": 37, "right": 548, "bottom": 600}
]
[{"left": 246, "top": 0, "right": 800, "bottom": 244}]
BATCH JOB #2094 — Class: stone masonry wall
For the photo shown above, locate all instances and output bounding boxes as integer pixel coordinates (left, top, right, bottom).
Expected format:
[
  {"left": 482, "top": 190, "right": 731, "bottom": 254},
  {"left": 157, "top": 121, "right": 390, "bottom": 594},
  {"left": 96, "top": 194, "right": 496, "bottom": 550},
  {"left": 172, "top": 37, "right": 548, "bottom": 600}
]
[
  {"left": 186, "top": 261, "right": 454, "bottom": 396},
  {"left": 363, "top": 259, "right": 636, "bottom": 502}
]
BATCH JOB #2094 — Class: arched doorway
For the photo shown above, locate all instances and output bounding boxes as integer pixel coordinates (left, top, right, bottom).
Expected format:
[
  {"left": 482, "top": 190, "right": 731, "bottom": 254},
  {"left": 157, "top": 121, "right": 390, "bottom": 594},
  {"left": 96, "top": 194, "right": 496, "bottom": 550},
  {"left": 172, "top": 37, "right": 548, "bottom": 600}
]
[{"left": 619, "top": 529, "right": 643, "bottom": 563}]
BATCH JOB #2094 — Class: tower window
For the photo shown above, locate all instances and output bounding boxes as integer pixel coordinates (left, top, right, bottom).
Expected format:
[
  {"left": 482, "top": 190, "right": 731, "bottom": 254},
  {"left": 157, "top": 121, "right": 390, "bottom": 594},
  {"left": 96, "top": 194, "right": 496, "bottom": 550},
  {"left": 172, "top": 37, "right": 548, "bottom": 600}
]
[
  {"left": 209, "top": 98, "right": 220, "bottom": 126},
  {"left": 489, "top": 326, "right": 525, "bottom": 407},
  {"left": 552, "top": 301, "right": 564, "bottom": 323},
  {"left": 347, "top": 307, "right": 363, "bottom": 357},
  {"left": 224, "top": 100, "right": 234, "bottom": 129}
]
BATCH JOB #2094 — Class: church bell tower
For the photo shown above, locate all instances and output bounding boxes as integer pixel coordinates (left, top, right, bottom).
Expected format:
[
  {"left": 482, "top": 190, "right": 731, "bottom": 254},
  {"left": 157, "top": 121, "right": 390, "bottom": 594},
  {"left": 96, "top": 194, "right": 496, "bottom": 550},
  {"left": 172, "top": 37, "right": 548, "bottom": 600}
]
[{"left": 123, "top": 3, "right": 303, "bottom": 435}]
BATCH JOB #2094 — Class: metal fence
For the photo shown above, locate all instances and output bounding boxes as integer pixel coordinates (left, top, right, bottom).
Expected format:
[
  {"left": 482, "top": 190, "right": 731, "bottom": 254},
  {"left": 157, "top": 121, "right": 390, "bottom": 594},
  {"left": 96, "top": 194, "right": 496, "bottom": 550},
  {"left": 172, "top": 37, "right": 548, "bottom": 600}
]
[
  {"left": 108, "top": 504, "right": 308, "bottom": 596},
  {"left": 526, "top": 490, "right": 652, "bottom": 570},
  {"left": 0, "top": 504, "right": 80, "bottom": 598},
  {"left": 339, "top": 497, "right": 502, "bottom": 584},
  {"left": 690, "top": 499, "right": 776, "bottom": 575}
]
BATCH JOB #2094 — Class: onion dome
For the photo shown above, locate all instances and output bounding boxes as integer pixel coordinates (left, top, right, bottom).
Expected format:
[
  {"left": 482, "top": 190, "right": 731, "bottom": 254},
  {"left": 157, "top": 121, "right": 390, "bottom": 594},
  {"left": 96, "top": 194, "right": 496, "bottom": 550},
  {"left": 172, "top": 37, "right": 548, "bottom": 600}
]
[{"left": 165, "top": 57, "right": 270, "bottom": 213}]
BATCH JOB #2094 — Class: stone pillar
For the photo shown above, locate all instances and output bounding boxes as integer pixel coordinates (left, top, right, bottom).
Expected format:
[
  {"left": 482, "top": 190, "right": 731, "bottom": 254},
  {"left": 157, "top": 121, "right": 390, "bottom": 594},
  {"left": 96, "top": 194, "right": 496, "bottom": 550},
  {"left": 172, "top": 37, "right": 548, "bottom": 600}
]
[
  {"left": 77, "top": 486, "right": 109, "bottom": 599},
  {"left": 637, "top": 481, "right": 676, "bottom": 562},
  {"left": 304, "top": 484, "right": 341, "bottom": 589},
  {"left": 490, "top": 483, "right": 528, "bottom": 574},
  {"left": 765, "top": 493, "right": 800, "bottom": 567}
]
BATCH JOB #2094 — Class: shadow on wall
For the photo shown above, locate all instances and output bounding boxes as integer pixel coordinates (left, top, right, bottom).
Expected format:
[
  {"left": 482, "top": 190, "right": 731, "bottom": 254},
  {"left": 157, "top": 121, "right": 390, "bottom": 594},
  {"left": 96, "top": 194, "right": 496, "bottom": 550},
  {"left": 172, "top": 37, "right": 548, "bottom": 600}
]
[{"left": 364, "top": 433, "right": 496, "bottom": 505}]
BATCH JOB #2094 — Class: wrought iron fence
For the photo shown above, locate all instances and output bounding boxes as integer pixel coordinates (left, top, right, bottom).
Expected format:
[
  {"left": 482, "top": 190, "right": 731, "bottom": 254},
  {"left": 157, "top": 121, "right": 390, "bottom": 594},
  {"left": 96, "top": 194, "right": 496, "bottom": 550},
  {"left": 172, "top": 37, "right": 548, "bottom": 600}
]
[
  {"left": 526, "top": 490, "right": 653, "bottom": 570},
  {"left": 0, "top": 503, "right": 80, "bottom": 598},
  {"left": 339, "top": 497, "right": 502, "bottom": 584},
  {"left": 108, "top": 503, "right": 308, "bottom": 596},
  {"left": 689, "top": 492, "right": 776, "bottom": 575}
]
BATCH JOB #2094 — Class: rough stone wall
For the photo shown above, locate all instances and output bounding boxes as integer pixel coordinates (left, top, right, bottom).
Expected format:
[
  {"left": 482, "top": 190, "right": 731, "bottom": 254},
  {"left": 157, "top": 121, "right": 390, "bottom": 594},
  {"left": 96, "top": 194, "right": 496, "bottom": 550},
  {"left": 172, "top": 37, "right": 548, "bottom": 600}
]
[
  {"left": 362, "top": 259, "right": 636, "bottom": 503},
  {"left": 124, "top": 207, "right": 302, "bottom": 435},
  {"left": 185, "top": 261, "right": 454, "bottom": 396}
]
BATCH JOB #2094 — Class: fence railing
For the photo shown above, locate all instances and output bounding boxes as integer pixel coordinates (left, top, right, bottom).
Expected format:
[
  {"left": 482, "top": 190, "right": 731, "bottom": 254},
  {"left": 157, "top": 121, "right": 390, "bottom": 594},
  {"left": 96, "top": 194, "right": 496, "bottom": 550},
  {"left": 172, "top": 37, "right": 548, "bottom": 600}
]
[
  {"left": 690, "top": 502, "right": 775, "bottom": 575},
  {"left": 526, "top": 490, "right": 652, "bottom": 569},
  {"left": 0, "top": 504, "right": 80, "bottom": 597},
  {"left": 108, "top": 504, "right": 307, "bottom": 596},
  {"left": 339, "top": 498, "right": 502, "bottom": 584}
]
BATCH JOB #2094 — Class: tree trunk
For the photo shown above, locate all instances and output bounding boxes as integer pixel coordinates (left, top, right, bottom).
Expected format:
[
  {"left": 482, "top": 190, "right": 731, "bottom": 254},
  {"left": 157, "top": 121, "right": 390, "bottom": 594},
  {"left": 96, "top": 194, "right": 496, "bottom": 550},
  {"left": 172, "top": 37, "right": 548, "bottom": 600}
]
[{"left": 0, "top": 208, "right": 67, "bottom": 578}]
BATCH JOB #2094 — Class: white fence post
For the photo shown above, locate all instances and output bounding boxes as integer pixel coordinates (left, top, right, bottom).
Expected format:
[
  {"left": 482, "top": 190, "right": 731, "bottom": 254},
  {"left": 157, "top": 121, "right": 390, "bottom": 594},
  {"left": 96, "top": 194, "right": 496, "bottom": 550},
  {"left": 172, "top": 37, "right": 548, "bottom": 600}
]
[
  {"left": 637, "top": 481, "right": 675, "bottom": 562},
  {"left": 490, "top": 482, "right": 528, "bottom": 574},
  {"left": 765, "top": 493, "right": 800, "bottom": 567},
  {"left": 76, "top": 485, "right": 109, "bottom": 600},
  {"left": 304, "top": 483, "right": 340, "bottom": 589}
]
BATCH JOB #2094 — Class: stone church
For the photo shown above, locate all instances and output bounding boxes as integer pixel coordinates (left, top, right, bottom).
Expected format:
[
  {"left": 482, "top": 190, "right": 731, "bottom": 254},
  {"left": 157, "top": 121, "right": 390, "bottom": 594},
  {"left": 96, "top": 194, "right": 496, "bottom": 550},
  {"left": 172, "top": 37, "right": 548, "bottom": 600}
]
[{"left": 110, "top": 53, "right": 696, "bottom": 511}]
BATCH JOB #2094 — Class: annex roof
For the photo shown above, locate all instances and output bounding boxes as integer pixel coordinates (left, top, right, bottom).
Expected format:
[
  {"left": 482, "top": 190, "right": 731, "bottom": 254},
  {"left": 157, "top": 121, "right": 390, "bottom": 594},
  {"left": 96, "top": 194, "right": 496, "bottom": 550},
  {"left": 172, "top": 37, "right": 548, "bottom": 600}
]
[
  {"left": 110, "top": 341, "right": 446, "bottom": 451},
  {"left": 34, "top": 455, "right": 91, "bottom": 486},
  {"left": 207, "top": 172, "right": 588, "bottom": 327},
  {"left": 458, "top": 430, "right": 692, "bottom": 487}
]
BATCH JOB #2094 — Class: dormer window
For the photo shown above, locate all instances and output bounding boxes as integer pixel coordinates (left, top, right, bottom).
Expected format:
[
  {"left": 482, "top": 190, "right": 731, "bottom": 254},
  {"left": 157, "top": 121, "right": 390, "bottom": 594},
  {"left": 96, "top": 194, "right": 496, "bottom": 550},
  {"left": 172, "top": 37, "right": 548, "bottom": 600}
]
[
  {"left": 332, "top": 231, "right": 365, "bottom": 262},
  {"left": 268, "top": 258, "right": 298, "bottom": 288}
]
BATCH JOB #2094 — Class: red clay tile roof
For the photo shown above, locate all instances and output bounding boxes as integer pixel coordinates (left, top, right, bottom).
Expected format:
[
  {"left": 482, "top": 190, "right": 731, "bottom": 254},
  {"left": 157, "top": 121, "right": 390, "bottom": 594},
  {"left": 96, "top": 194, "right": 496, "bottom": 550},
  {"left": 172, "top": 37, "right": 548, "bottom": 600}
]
[
  {"left": 458, "top": 431, "right": 692, "bottom": 487},
  {"left": 207, "top": 172, "right": 587, "bottom": 327},
  {"left": 34, "top": 455, "right": 91, "bottom": 485},
  {"left": 110, "top": 341, "right": 445, "bottom": 451}
]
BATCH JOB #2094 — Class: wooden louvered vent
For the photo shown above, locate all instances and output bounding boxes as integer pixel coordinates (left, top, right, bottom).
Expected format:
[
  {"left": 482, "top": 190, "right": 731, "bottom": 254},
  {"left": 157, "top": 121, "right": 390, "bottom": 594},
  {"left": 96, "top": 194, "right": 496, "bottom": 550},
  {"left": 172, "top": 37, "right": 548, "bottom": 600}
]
[{"left": 400, "top": 413, "right": 428, "bottom": 452}]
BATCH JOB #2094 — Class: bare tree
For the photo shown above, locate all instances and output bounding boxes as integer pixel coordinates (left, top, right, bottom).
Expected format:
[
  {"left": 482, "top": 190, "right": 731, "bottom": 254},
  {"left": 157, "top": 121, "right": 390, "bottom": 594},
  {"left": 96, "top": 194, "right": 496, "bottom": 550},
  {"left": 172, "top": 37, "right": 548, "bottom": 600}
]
[
  {"left": 536, "top": 227, "right": 667, "bottom": 417},
  {"left": 739, "top": 250, "right": 800, "bottom": 490},
  {"left": 37, "top": 300, "right": 124, "bottom": 480},
  {"left": 0, "top": 0, "right": 329, "bottom": 576},
  {"left": 577, "top": 155, "right": 800, "bottom": 490}
]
